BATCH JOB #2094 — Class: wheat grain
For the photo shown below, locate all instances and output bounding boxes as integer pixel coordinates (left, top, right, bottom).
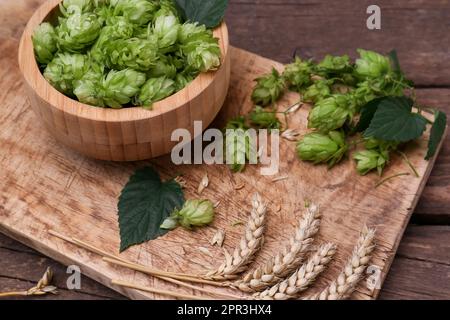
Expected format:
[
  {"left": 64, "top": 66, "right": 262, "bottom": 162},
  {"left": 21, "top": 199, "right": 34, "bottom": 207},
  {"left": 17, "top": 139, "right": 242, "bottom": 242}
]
[
  {"left": 205, "top": 193, "right": 267, "bottom": 280},
  {"left": 254, "top": 242, "right": 336, "bottom": 300},
  {"left": 235, "top": 204, "right": 321, "bottom": 292},
  {"left": 306, "top": 225, "right": 376, "bottom": 300},
  {"left": 198, "top": 173, "right": 209, "bottom": 194}
]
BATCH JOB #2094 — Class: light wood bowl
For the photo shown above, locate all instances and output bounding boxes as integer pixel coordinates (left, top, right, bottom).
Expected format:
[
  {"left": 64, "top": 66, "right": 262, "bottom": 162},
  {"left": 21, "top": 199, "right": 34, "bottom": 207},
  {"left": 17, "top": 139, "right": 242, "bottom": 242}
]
[{"left": 18, "top": 0, "right": 230, "bottom": 161}]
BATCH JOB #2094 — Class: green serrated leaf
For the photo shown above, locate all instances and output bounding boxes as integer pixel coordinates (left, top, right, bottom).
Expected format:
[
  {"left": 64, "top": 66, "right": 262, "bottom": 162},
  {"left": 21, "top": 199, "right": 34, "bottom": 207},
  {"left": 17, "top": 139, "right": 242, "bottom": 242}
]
[
  {"left": 425, "top": 110, "right": 447, "bottom": 160},
  {"left": 118, "top": 167, "right": 185, "bottom": 252},
  {"left": 355, "top": 96, "right": 386, "bottom": 132},
  {"left": 388, "top": 50, "right": 401, "bottom": 75},
  {"left": 364, "top": 96, "right": 427, "bottom": 142},
  {"left": 175, "top": 0, "right": 228, "bottom": 28}
]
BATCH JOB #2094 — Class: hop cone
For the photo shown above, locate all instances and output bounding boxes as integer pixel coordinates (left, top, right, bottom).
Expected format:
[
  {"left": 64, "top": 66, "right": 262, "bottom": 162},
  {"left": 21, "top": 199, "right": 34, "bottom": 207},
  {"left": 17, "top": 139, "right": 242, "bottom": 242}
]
[
  {"left": 296, "top": 131, "right": 348, "bottom": 167},
  {"left": 252, "top": 68, "right": 286, "bottom": 106},
  {"left": 303, "top": 79, "right": 332, "bottom": 104},
  {"left": 32, "top": 22, "right": 58, "bottom": 65},
  {"left": 282, "top": 57, "right": 313, "bottom": 90},
  {"left": 136, "top": 76, "right": 176, "bottom": 108},
  {"left": 316, "top": 54, "right": 352, "bottom": 76},
  {"left": 105, "top": 37, "right": 159, "bottom": 71},
  {"left": 56, "top": 12, "right": 101, "bottom": 52},
  {"left": 308, "top": 95, "right": 352, "bottom": 132},
  {"left": 355, "top": 49, "right": 391, "bottom": 79},
  {"left": 353, "top": 149, "right": 389, "bottom": 176}
]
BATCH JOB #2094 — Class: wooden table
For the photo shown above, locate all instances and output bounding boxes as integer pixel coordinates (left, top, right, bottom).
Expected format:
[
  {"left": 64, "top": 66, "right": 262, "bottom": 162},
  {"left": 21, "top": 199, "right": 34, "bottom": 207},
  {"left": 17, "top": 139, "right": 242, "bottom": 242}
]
[{"left": 1, "top": 0, "right": 449, "bottom": 300}]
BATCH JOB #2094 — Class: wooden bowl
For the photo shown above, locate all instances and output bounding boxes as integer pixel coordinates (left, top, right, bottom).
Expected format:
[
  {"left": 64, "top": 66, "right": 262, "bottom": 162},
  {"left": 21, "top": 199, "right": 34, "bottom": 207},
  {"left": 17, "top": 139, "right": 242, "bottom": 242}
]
[{"left": 18, "top": 0, "right": 230, "bottom": 161}]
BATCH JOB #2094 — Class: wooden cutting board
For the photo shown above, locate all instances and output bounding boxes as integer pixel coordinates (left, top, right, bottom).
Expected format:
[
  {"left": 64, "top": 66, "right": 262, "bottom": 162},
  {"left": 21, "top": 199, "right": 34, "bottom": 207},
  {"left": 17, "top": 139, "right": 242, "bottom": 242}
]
[{"left": 0, "top": 44, "right": 445, "bottom": 300}]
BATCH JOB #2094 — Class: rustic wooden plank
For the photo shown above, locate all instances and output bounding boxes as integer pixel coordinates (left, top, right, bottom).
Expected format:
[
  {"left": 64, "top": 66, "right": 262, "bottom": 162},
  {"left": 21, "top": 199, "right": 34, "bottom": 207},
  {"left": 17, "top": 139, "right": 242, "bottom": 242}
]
[
  {"left": 0, "top": 277, "right": 117, "bottom": 300},
  {"left": 0, "top": 235, "right": 125, "bottom": 299},
  {"left": 0, "top": 0, "right": 449, "bottom": 300},
  {"left": 225, "top": 0, "right": 450, "bottom": 87},
  {"left": 380, "top": 225, "right": 450, "bottom": 300},
  {"left": 2, "top": 0, "right": 450, "bottom": 87},
  {"left": 0, "top": 39, "right": 446, "bottom": 300},
  {"left": 411, "top": 90, "right": 450, "bottom": 224}
]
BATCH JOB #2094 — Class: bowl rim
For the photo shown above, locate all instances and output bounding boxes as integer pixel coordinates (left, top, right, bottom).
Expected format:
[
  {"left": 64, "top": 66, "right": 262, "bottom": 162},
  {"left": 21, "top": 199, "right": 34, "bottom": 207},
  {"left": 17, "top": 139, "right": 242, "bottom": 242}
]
[{"left": 18, "top": 0, "right": 229, "bottom": 123}]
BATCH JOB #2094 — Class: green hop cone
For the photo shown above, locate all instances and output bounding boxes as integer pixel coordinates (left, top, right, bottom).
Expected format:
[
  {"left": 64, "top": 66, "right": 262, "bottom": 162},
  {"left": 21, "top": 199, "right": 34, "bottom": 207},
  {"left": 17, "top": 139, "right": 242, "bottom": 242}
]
[
  {"left": 181, "top": 30, "right": 221, "bottom": 72},
  {"left": 32, "top": 22, "right": 58, "bottom": 65},
  {"left": 73, "top": 62, "right": 105, "bottom": 106},
  {"left": 60, "top": 0, "right": 94, "bottom": 16},
  {"left": 282, "top": 57, "right": 313, "bottom": 91},
  {"left": 249, "top": 106, "right": 281, "bottom": 130},
  {"left": 251, "top": 68, "right": 286, "bottom": 107},
  {"left": 154, "top": 0, "right": 180, "bottom": 20},
  {"left": 102, "top": 69, "right": 146, "bottom": 108},
  {"left": 90, "top": 17, "right": 135, "bottom": 62},
  {"left": 174, "top": 72, "right": 196, "bottom": 92},
  {"left": 350, "top": 80, "right": 378, "bottom": 108},
  {"left": 75, "top": 68, "right": 146, "bottom": 108},
  {"left": 44, "top": 53, "right": 90, "bottom": 95},
  {"left": 113, "top": 0, "right": 158, "bottom": 25},
  {"left": 354, "top": 49, "right": 391, "bottom": 79},
  {"left": 307, "top": 95, "right": 352, "bottom": 132},
  {"left": 105, "top": 37, "right": 158, "bottom": 71},
  {"left": 153, "top": 14, "right": 180, "bottom": 51},
  {"left": 363, "top": 138, "right": 399, "bottom": 152},
  {"left": 296, "top": 131, "right": 348, "bottom": 167},
  {"left": 178, "top": 22, "right": 209, "bottom": 44},
  {"left": 316, "top": 54, "right": 352, "bottom": 76},
  {"left": 223, "top": 118, "right": 254, "bottom": 172},
  {"left": 136, "top": 76, "right": 176, "bottom": 108},
  {"left": 353, "top": 149, "right": 389, "bottom": 176},
  {"left": 147, "top": 55, "right": 178, "bottom": 79},
  {"left": 172, "top": 199, "right": 215, "bottom": 229},
  {"left": 56, "top": 12, "right": 102, "bottom": 52},
  {"left": 303, "top": 79, "right": 332, "bottom": 104}
]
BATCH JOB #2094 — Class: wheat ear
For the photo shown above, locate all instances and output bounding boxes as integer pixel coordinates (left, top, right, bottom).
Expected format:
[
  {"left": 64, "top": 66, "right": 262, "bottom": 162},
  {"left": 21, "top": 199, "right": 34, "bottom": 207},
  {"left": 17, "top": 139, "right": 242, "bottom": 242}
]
[
  {"left": 235, "top": 204, "right": 321, "bottom": 292},
  {"left": 254, "top": 242, "right": 336, "bottom": 300},
  {"left": 306, "top": 225, "right": 376, "bottom": 300},
  {"left": 205, "top": 193, "right": 267, "bottom": 280}
]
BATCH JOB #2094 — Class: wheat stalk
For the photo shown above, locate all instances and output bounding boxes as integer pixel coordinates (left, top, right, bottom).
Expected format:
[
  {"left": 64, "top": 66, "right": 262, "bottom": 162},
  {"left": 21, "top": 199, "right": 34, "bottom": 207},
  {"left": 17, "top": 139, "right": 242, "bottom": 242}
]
[
  {"left": 306, "top": 225, "right": 376, "bottom": 300},
  {"left": 0, "top": 267, "right": 58, "bottom": 298},
  {"left": 235, "top": 204, "right": 321, "bottom": 292},
  {"left": 254, "top": 242, "right": 336, "bottom": 300},
  {"left": 205, "top": 193, "right": 267, "bottom": 281}
]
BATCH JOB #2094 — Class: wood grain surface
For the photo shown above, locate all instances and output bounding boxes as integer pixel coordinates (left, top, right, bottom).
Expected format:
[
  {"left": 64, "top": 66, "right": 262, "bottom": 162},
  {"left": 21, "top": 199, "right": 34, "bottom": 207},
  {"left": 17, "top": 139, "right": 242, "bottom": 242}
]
[{"left": 1, "top": 0, "right": 449, "bottom": 300}]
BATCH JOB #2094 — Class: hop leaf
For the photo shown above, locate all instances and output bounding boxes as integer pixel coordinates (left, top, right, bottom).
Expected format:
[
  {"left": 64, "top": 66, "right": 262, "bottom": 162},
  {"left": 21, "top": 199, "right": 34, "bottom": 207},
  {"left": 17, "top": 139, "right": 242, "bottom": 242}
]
[
  {"left": 354, "top": 49, "right": 391, "bottom": 79},
  {"left": 353, "top": 149, "right": 389, "bottom": 176},
  {"left": 44, "top": 53, "right": 90, "bottom": 95},
  {"left": 282, "top": 57, "right": 313, "bottom": 91},
  {"left": 249, "top": 106, "right": 281, "bottom": 130},
  {"left": 251, "top": 68, "right": 286, "bottom": 107},
  {"left": 56, "top": 12, "right": 102, "bottom": 52},
  {"left": 296, "top": 131, "right": 348, "bottom": 167},
  {"left": 136, "top": 76, "right": 176, "bottom": 108},
  {"left": 308, "top": 95, "right": 353, "bottom": 132},
  {"left": 32, "top": 22, "right": 58, "bottom": 65}
]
